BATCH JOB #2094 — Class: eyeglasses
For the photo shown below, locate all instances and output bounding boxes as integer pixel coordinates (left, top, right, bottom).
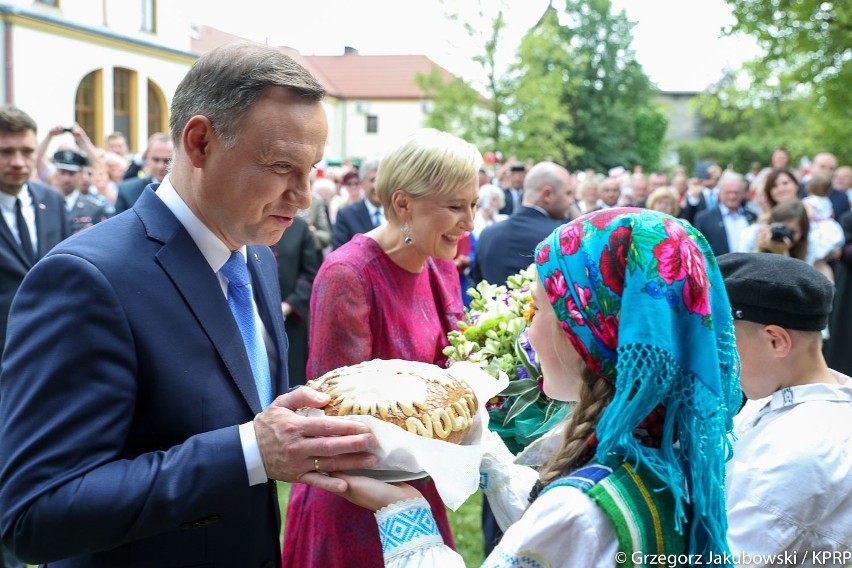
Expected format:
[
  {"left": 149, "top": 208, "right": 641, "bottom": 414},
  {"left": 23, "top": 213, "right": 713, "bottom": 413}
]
[{"left": 345, "top": 180, "right": 359, "bottom": 186}]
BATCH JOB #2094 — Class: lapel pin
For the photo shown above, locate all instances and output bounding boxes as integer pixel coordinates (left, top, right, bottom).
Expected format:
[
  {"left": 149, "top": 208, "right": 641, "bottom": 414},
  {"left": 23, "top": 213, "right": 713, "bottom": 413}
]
[
  {"left": 253, "top": 253, "right": 259, "bottom": 262},
  {"left": 38, "top": 203, "right": 46, "bottom": 210}
]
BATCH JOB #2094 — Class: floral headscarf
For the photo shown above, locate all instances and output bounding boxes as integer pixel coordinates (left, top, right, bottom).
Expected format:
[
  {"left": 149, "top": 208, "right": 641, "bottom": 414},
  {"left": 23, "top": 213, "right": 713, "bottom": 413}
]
[{"left": 534, "top": 208, "right": 741, "bottom": 561}]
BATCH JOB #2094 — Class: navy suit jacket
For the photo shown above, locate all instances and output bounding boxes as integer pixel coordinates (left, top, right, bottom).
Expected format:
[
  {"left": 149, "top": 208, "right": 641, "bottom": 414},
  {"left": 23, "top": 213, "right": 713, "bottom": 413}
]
[
  {"left": 472, "top": 206, "right": 564, "bottom": 285},
  {"left": 0, "top": 188, "right": 289, "bottom": 566},
  {"left": 331, "top": 199, "right": 374, "bottom": 249},
  {"left": 114, "top": 176, "right": 154, "bottom": 214},
  {"left": 693, "top": 206, "right": 756, "bottom": 258},
  {"left": 0, "top": 182, "right": 69, "bottom": 358}
]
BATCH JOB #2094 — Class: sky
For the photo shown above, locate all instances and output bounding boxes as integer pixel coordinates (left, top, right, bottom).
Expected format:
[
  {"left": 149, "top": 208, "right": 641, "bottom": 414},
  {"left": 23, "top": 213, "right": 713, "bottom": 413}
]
[{"left": 190, "top": 0, "right": 761, "bottom": 93}]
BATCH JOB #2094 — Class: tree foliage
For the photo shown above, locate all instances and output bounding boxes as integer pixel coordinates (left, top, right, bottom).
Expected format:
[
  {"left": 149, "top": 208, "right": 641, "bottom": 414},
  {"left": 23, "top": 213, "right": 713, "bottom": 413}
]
[
  {"left": 722, "top": 0, "right": 852, "bottom": 158},
  {"left": 418, "top": 0, "right": 667, "bottom": 172}
]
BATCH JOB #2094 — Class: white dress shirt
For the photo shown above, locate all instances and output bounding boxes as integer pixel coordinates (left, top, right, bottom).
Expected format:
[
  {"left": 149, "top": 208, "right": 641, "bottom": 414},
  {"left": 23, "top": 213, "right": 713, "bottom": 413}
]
[
  {"left": 0, "top": 185, "right": 38, "bottom": 251},
  {"left": 726, "top": 372, "right": 852, "bottom": 567}
]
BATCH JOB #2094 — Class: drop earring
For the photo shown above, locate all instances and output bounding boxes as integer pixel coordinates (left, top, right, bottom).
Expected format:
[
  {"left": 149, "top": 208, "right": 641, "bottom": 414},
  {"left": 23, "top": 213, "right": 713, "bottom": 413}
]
[{"left": 402, "top": 222, "right": 413, "bottom": 245}]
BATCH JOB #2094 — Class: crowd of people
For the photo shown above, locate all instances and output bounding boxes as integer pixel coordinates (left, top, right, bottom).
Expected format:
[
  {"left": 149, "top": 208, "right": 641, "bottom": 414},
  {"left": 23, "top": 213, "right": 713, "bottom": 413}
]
[{"left": 0, "top": 38, "right": 848, "bottom": 567}]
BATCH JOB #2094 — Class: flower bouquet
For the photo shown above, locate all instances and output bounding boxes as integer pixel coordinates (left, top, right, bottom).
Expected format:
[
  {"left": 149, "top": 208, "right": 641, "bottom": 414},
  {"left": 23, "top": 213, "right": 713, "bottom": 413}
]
[{"left": 444, "top": 265, "right": 569, "bottom": 455}]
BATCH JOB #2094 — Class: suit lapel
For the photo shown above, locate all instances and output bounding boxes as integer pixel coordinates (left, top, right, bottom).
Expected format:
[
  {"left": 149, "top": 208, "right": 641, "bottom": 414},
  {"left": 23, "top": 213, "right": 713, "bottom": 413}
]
[
  {"left": 0, "top": 209, "right": 30, "bottom": 268},
  {"left": 136, "top": 191, "right": 263, "bottom": 414},
  {"left": 356, "top": 201, "right": 373, "bottom": 232}
]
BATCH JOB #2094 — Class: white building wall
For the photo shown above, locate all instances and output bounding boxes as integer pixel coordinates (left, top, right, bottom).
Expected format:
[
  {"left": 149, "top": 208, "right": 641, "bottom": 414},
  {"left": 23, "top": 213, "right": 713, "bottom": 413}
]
[
  {"left": 340, "top": 100, "right": 427, "bottom": 161},
  {"left": 8, "top": 24, "right": 192, "bottom": 153}
]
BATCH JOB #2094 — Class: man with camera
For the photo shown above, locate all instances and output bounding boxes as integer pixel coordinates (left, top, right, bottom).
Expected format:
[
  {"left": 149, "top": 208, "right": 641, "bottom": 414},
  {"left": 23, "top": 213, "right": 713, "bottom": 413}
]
[{"left": 693, "top": 172, "right": 757, "bottom": 257}]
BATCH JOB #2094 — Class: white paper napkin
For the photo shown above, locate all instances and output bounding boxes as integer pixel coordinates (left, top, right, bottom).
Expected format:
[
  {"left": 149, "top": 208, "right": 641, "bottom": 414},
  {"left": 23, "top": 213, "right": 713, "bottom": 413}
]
[{"left": 300, "top": 361, "right": 509, "bottom": 510}]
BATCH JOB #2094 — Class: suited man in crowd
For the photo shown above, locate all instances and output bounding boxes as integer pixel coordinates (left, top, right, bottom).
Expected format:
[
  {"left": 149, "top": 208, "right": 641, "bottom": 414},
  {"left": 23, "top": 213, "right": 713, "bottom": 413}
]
[
  {"left": 473, "top": 161, "right": 574, "bottom": 285},
  {"left": 498, "top": 163, "right": 525, "bottom": 216},
  {"left": 331, "top": 159, "right": 382, "bottom": 249},
  {"left": 113, "top": 132, "right": 174, "bottom": 214},
  {"left": 51, "top": 149, "right": 108, "bottom": 234},
  {"left": 0, "top": 106, "right": 69, "bottom": 568},
  {"left": 272, "top": 215, "right": 320, "bottom": 386},
  {"left": 0, "top": 107, "right": 70, "bottom": 362},
  {"left": 0, "top": 41, "right": 377, "bottom": 566},
  {"left": 694, "top": 173, "right": 756, "bottom": 257}
]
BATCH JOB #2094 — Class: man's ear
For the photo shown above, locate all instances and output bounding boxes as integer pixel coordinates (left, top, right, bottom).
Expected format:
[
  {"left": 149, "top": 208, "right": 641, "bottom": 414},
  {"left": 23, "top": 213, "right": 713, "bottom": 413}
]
[
  {"left": 763, "top": 325, "right": 793, "bottom": 358},
  {"left": 391, "top": 190, "right": 410, "bottom": 221},
  {"left": 181, "top": 115, "right": 215, "bottom": 169}
]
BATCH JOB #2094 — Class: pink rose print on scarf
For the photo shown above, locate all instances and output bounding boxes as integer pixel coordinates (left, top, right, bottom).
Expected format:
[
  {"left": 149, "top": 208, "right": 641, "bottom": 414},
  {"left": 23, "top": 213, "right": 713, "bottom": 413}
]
[
  {"left": 565, "top": 295, "right": 585, "bottom": 325},
  {"left": 559, "top": 222, "right": 584, "bottom": 256},
  {"left": 589, "top": 208, "right": 626, "bottom": 230},
  {"left": 545, "top": 269, "right": 569, "bottom": 306},
  {"left": 654, "top": 219, "right": 690, "bottom": 283},
  {"left": 536, "top": 243, "right": 551, "bottom": 265},
  {"left": 653, "top": 219, "right": 711, "bottom": 316},
  {"left": 682, "top": 243, "right": 711, "bottom": 316},
  {"left": 560, "top": 320, "right": 601, "bottom": 376},
  {"left": 590, "top": 312, "right": 619, "bottom": 351},
  {"left": 574, "top": 283, "right": 592, "bottom": 309},
  {"left": 600, "top": 226, "right": 631, "bottom": 296}
]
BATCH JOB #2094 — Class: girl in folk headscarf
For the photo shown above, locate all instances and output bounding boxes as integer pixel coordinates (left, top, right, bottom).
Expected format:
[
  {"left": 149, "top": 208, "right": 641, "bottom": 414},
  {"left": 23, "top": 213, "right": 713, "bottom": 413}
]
[{"left": 326, "top": 208, "right": 742, "bottom": 567}]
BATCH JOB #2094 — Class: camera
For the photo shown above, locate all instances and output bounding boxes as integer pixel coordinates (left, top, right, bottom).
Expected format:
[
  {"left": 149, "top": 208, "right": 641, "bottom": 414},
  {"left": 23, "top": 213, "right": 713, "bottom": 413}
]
[
  {"left": 63, "top": 127, "right": 73, "bottom": 133},
  {"left": 770, "top": 222, "right": 794, "bottom": 243}
]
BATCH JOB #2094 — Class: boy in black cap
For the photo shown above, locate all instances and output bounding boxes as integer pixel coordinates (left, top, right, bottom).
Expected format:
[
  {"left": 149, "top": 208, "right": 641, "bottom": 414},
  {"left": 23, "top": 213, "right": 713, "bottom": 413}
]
[{"left": 718, "top": 252, "right": 852, "bottom": 562}]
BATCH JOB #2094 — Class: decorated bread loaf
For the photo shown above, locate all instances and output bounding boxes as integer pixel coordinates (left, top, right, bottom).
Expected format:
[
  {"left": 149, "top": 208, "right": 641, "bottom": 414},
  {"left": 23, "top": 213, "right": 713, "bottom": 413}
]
[{"left": 307, "top": 359, "right": 478, "bottom": 444}]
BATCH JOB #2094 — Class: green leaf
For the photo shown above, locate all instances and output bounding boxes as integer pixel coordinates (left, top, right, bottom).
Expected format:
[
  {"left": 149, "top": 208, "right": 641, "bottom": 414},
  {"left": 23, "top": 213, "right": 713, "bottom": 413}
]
[
  {"left": 502, "top": 387, "right": 543, "bottom": 426},
  {"left": 499, "top": 379, "right": 540, "bottom": 397}
]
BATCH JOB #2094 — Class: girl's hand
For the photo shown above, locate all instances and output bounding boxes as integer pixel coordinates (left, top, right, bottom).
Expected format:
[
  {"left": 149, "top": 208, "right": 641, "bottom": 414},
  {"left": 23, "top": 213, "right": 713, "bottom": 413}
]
[{"left": 327, "top": 472, "right": 423, "bottom": 511}]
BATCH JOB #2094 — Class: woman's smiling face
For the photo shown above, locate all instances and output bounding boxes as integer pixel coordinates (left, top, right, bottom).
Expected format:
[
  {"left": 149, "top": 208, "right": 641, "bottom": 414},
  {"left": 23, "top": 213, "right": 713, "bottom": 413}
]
[{"left": 404, "top": 180, "right": 479, "bottom": 261}]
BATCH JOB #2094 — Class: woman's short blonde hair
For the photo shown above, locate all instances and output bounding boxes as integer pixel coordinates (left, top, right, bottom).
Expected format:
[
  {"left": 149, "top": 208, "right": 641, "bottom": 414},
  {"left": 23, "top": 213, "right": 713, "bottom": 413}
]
[
  {"left": 376, "top": 128, "right": 482, "bottom": 223},
  {"left": 646, "top": 186, "right": 680, "bottom": 217}
]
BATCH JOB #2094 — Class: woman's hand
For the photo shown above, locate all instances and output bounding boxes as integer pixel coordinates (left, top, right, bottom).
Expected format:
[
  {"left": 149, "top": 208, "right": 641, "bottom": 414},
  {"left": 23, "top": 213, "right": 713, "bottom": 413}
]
[{"left": 327, "top": 472, "right": 423, "bottom": 512}]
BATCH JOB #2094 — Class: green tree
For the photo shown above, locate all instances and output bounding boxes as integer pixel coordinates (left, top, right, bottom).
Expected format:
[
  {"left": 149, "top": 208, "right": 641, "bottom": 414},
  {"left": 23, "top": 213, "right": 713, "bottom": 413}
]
[
  {"left": 416, "top": 4, "right": 515, "bottom": 153},
  {"left": 724, "top": 0, "right": 852, "bottom": 158},
  {"left": 510, "top": 0, "right": 665, "bottom": 171}
]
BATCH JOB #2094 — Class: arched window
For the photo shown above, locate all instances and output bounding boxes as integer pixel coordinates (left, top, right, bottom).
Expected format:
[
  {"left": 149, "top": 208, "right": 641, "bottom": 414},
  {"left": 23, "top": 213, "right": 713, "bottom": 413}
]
[
  {"left": 147, "top": 80, "right": 167, "bottom": 138},
  {"left": 114, "top": 67, "right": 137, "bottom": 149},
  {"left": 75, "top": 70, "right": 102, "bottom": 147}
]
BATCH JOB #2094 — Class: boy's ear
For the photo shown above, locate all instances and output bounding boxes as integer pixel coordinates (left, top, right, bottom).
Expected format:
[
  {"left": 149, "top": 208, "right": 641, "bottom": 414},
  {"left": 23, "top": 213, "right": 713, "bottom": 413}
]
[{"left": 763, "top": 325, "right": 793, "bottom": 358}]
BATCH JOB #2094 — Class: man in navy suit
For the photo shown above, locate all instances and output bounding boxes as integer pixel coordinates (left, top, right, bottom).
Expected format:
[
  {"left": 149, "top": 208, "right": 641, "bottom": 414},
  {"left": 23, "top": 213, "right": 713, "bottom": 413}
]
[
  {"left": 498, "top": 163, "right": 525, "bottom": 216},
  {"left": 0, "top": 107, "right": 70, "bottom": 363},
  {"left": 331, "top": 159, "right": 381, "bottom": 249},
  {"left": 473, "top": 161, "right": 574, "bottom": 285},
  {"left": 0, "top": 42, "right": 377, "bottom": 567},
  {"left": 113, "top": 132, "right": 174, "bottom": 214},
  {"left": 694, "top": 173, "right": 756, "bottom": 258},
  {"left": 0, "top": 105, "right": 69, "bottom": 568}
]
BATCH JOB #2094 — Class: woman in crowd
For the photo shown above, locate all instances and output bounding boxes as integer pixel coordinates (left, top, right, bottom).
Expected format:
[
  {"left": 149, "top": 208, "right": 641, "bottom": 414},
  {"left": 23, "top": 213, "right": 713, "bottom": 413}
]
[
  {"left": 646, "top": 186, "right": 680, "bottom": 218},
  {"left": 473, "top": 183, "right": 507, "bottom": 238},
  {"left": 281, "top": 128, "right": 481, "bottom": 567},
  {"left": 326, "top": 208, "right": 741, "bottom": 567}
]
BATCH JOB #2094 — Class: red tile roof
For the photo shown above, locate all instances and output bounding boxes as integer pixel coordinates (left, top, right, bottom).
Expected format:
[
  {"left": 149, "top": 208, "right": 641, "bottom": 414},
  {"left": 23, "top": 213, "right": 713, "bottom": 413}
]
[
  {"left": 191, "top": 26, "right": 458, "bottom": 100},
  {"left": 302, "top": 54, "right": 457, "bottom": 100}
]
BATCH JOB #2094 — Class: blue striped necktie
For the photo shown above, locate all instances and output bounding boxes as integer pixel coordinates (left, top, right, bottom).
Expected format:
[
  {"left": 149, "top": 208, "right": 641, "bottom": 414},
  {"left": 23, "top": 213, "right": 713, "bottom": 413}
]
[{"left": 220, "top": 251, "right": 273, "bottom": 408}]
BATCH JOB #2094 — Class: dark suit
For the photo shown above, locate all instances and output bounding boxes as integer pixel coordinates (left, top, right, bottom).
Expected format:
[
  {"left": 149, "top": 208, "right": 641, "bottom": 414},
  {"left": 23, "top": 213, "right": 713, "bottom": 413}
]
[
  {"left": 471, "top": 206, "right": 564, "bottom": 285},
  {"left": 498, "top": 187, "right": 523, "bottom": 216},
  {"left": 331, "top": 200, "right": 374, "bottom": 249},
  {"left": 0, "top": 188, "right": 289, "bottom": 566},
  {"left": 272, "top": 216, "right": 320, "bottom": 386},
  {"left": 0, "top": 182, "right": 69, "bottom": 359},
  {"left": 114, "top": 176, "right": 154, "bottom": 214},
  {"left": 693, "top": 206, "right": 756, "bottom": 258}
]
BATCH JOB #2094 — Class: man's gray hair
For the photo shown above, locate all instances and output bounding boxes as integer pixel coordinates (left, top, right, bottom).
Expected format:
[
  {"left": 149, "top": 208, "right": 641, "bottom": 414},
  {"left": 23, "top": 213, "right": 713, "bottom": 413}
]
[
  {"left": 169, "top": 41, "right": 325, "bottom": 149},
  {"left": 359, "top": 159, "right": 380, "bottom": 179}
]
